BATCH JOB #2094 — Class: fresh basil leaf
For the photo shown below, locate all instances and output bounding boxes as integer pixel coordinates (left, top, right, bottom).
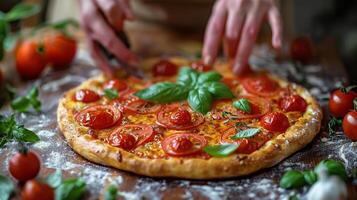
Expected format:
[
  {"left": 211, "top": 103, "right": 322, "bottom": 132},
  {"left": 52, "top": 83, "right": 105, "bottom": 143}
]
[
  {"left": 197, "top": 71, "right": 222, "bottom": 84},
  {"left": 233, "top": 98, "right": 251, "bottom": 113},
  {"left": 327, "top": 116, "right": 342, "bottom": 135},
  {"left": 303, "top": 170, "right": 318, "bottom": 185},
  {"left": 188, "top": 88, "right": 212, "bottom": 114},
  {"left": 0, "top": 138, "right": 8, "bottom": 148},
  {"left": 0, "top": 174, "right": 14, "bottom": 200},
  {"left": 204, "top": 144, "right": 239, "bottom": 157},
  {"left": 46, "top": 169, "right": 62, "bottom": 188},
  {"left": 176, "top": 67, "right": 198, "bottom": 88},
  {"left": 104, "top": 184, "right": 119, "bottom": 200},
  {"left": 56, "top": 178, "right": 86, "bottom": 200},
  {"left": 0, "top": 18, "right": 9, "bottom": 61},
  {"left": 12, "top": 125, "right": 40, "bottom": 143},
  {"left": 202, "top": 82, "right": 234, "bottom": 99},
  {"left": 280, "top": 170, "right": 306, "bottom": 189},
  {"left": 3, "top": 34, "right": 18, "bottom": 50},
  {"left": 11, "top": 97, "right": 31, "bottom": 112},
  {"left": 51, "top": 19, "right": 79, "bottom": 30},
  {"left": 134, "top": 82, "right": 188, "bottom": 103},
  {"left": 314, "top": 159, "right": 348, "bottom": 181},
  {"left": 5, "top": 84, "right": 17, "bottom": 100},
  {"left": 0, "top": 115, "right": 16, "bottom": 135},
  {"left": 288, "top": 194, "right": 299, "bottom": 200},
  {"left": 5, "top": 3, "right": 40, "bottom": 22},
  {"left": 104, "top": 89, "right": 118, "bottom": 99},
  {"left": 231, "top": 128, "right": 260, "bottom": 140}
]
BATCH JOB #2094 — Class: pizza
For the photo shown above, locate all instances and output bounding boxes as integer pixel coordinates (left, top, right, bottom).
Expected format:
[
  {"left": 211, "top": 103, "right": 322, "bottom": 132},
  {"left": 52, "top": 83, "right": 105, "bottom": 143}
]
[{"left": 57, "top": 57, "right": 322, "bottom": 179}]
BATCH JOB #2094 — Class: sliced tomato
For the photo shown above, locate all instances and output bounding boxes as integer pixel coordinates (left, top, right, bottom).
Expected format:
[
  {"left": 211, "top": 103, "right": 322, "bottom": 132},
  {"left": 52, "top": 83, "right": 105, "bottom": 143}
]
[
  {"left": 191, "top": 61, "right": 212, "bottom": 72},
  {"left": 152, "top": 60, "right": 178, "bottom": 77},
  {"left": 170, "top": 109, "right": 192, "bottom": 125},
  {"left": 108, "top": 133, "right": 136, "bottom": 150},
  {"left": 260, "top": 112, "right": 290, "bottom": 132},
  {"left": 241, "top": 75, "right": 280, "bottom": 97},
  {"left": 123, "top": 99, "right": 162, "bottom": 115},
  {"left": 108, "top": 125, "right": 155, "bottom": 149},
  {"left": 157, "top": 104, "right": 204, "bottom": 130},
  {"left": 73, "top": 89, "right": 100, "bottom": 103},
  {"left": 162, "top": 133, "right": 207, "bottom": 156},
  {"left": 103, "top": 79, "right": 128, "bottom": 92},
  {"left": 75, "top": 105, "right": 122, "bottom": 129},
  {"left": 280, "top": 94, "right": 307, "bottom": 112}
]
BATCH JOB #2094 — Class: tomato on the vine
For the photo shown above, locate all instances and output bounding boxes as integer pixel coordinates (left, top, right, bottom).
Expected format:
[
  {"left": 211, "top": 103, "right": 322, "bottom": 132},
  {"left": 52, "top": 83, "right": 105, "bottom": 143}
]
[
  {"left": 329, "top": 88, "right": 357, "bottom": 118},
  {"left": 342, "top": 111, "right": 357, "bottom": 141},
  {"left": 152, "top": 60, "right": 178, "bottom": 77},
  {"left": 260, "top": 112, "right": 290, "bottom": 132},
  {"left": 22, "top": 180, "right": 54, "bottom": 200},
  {"left": 290, "top": 36, "right": 314, "bottom": 64},
  {"left": 9, "top": 151, "right": 41, "bottom": 182}
]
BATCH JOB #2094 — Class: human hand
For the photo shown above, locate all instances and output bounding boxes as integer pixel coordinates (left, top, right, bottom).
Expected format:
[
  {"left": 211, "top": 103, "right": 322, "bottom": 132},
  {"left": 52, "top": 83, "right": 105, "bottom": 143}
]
[
  {"left": 203, "top": 0, "right": 282, "bottom": 75},
  {"left": 79, "top": 0, "right": 137, "bottom": 76}
]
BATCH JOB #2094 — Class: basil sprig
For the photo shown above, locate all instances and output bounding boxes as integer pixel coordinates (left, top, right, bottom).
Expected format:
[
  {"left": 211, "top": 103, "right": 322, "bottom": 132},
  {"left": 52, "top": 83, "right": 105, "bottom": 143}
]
[
  {"left": 47, "top": 170, "right": 86, "bottom": 200},
  {"left": 203, "top": 144, "right": 239, "bottom": 157},
  {"left": 104, "top": 89, "right": 119, "bottom": 99},
  {"left": 135, "top": 67, "right": 234, "bottom": 114},
  {"left": 230, "top": 128, "right": 260, "bottom": 140},
  {"left": 280, "top": 170, "right": 306, "bottom": 189},
  {"left": 11, "top": 86, "right": 42, "bottom": 113},
  {"left": 0, "top": 174, "right": 14, "bottom": 200},
  {"left": 104, "top": 184, "right": 121, "bottom": 200},
  {"left": 314, "top": 159, "right": 348, "bottom": 181},
  {"left": 233, "top": 98, "right": 251, "bottom": 113}
]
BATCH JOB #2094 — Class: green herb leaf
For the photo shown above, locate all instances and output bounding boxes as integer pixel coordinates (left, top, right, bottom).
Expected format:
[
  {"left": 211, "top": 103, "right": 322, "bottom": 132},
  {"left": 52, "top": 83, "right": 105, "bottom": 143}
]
[
  {"left": 104, "top": 184, "right": 119, "bottom": 200},
  {"left": 315, "top": 159, "right": 348, "bottom": 181},
  {"left": 202, "top": 82, "right": 235, "bottom": 99},
  {"left": 12, "top": 125, "right": 40, "bottom": 143},
  {"left": 188, "top": 88, "right": 212, "bottom": 114},
  {"left": 46, "top": 169, "right": 62, "bottom": 188},
  {"left": 0, "top": 17, "right": 9, "bottom": 61},
  {"left": 279, "top": 170, "right": 306, "bottom": 189},
  {"left": 11, "top": 86, "right": 41, "bottom": 113},
  {"left": 134, "top": 82, "right": 188, "bottom": 103},
  {"left": 56, "top": 178, "right": 86, "bottom": 200},
  {"left": 303, "top": 170, "right": 318, "bottom": 185},
  {"left": 233, "top": 98, "right": 251, "bottom": 113},
  {"left": 197, "top": 71, "right": 222, "bottom": 84},
  {"left": 288, "top": 194, "right": 299, "bottom": 200},
  {"left": 5, "top": 3, "right": 40, "bottom": 22},
  {"left": 0, "top": 174, "right": 14, "bottom": 200},
  {"left": 231, "top": 128, "right": 260, "bottom": 140},
  {"left": 104, "top": 89, "right": 119, "bottom": 99},
  {"left": 51, "top": 19, "right": 79, "bottom": 30},
  {"left": 176, "top": 67, "right": 198, "bottom": 88},
  {"left": 327, "top": 116, "right": 342, "bottom": 135},
  {"left": 5, "top": 84, "right": 17, "bottom": 100},
  {"left": 203, "top": 144, "right": 239, "bottom": 157},
  {"left": 3, "top": 33, "right": 18, "bottom": 50}
]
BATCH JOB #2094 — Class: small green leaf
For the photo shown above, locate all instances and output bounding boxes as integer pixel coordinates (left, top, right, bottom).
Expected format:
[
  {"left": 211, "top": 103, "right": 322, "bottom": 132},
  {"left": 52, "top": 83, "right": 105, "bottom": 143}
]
[
  {"left": 0, "top": 114, "right": 16, "bottom": 135},
  {"left": 104, "top": 184, "right": 119, "bottom": 200},
  {"left": 3, "top": 34, "right": 18, "bottom": 50},
  {"left": 231, "top": 128, "right": 260, "bottom": 140},
  {"left": 12, "top": 125, "right": 40, "bottom": 143},
  {"left": 56, "top": 178, "right": 86, "bottom": 200},
  {"left": 176, "top": 67, "right": 198, "bottom": 88},
  {"left": 327, "top": 116, "right": 342, "bottom": 135},
  {"left": 202, "top": 82, "right": 235, "bottom": 99},
  {"left": 188, "top": 88, "right": 212, "bottom": 114},
  {"left": 10, "top": 86, "right": 41, "bottom": 113},
  {"left": 303, "top": 170, "right": 318, "bottom": 185},
  {"left": 197, "top": 71, "right": 222, "bottom": 84},
  {"left": 233, "top": 98, "right": 251, "bottom": 113},
  {"left": 203, "top": 144, "right": 239, "bottom": 157},
  {"left": 315, "top": 159, "right": 348, "bottom": 181},
  {"left": 134, "top": 82, "right": 188, "bottom": 103},
  {"left": 280, "top": 170, "right": 306, "bottom": 189},
  {"left": 46, "top": 169, "right": 62, "bottom": 188},
  {"left": 0, "top": 18, "right": 9, "bottom": 61},
  {"left": 288, "top": 194, "right": 299, "bottom": 200},
  {"left": 0, "top": 174, "right": 14, "bottom": 200},
  {"left": 5, "top": 3, "right": 40, "bottom": 22},
  {"left": 51, "top": 19, "right": 79, "bottom": 30},
  {"left": 104, "top": 89, "right": 119, "bottom": 99}
]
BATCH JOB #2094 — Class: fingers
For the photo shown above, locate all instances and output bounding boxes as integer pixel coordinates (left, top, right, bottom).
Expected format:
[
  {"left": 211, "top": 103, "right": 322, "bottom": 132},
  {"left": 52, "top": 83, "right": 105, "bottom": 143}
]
[
  {"left": 95, "top": 0, "right": 124, "bottom": 30},
  {"left": 118, "top": 0, "right": 134, "bottom": 20},
  {"left": 202, "top": 0, "right": 227, "bottom": 65},
  {"left": 268, "top": 6, "right": 282, "bottom": 49}
]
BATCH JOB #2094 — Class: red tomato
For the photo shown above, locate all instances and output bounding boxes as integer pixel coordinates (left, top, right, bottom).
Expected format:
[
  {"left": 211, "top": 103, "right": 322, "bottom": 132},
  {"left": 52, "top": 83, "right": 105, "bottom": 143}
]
[
  {"left": 21, "top": 180, "right": 54, "bottom": 200},
  {"left": 170, "top": 109, "right": 192, "bottom": 125},
  {"left": 103, "top": 79, "right": 128, "bottom": 92},
  {"left": 44, "top": 33, "right": 77, "bottom": 69},
  {"left": 152, "top": 60, "right": 178, "bottom": 76},
  {"left": 342, "top": 111, "right": 357, "bottom": 141},
  {"left": 108, "top": 133, "right": 136, "bottom": 150},
  {"left": 157, "top": 104, "right": 204, "bottom": 130},
  {"left": 108, "top": 125, "right": 155, "bottom": 149},
  {"left": 329, "top": 89, "right": 357, "bottom": 118},
  {"left": 280, "top": 94, "right": 308, "bottom": 112},
  {"left": 123, "top": 99, "right": 162, "bottom": 115},
  {"left": 75, "top": 105, "right": 122, "bottom": 129},
  {"left": 241, "top": 75, "right": 280, "bottom": 97},
  {"left": 9, "top": 151, "right": 40, "bottom": 182},
  {"left": 191, "top": 61, "right": 212, "bottom": 72},
  {"left": 290, "top": 36, "right": 314, "bottom": 64},
  {"left": 16, "top": 40, "right": 47, "bottom": 80},
  {"left": 162, "top": 133, "right": 207, "bottom": 156},
  {"left": 74, "top": 89, "right": 100, "bottom": 103},
  {"left": 260, "top": 112, "right": 290, "bottom": 132}
]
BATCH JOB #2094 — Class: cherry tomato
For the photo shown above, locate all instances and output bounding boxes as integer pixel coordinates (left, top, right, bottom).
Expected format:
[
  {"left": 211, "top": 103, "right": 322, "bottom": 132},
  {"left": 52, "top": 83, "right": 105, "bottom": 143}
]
[
  {"left": 22, "top": 180, "right": 54, "bottom": 200},
  {"left": 74, "top": 89, "right": 100, "bottom": 103},
  {"left": 280, "top": 94, "right": 308, "bottom": 112},
  {"left": 108, "top": 125, "right": 155, "bottom": 149},
  {"left": 170, "top": 109, "right": 192, "bottom": 125},
  {"left": 16, "top": 40, "right": 47, "bottom": 80},
  {"left": 44, "top": 33, "right": 77, "bottom": 69},
  {"left": 108, "top": 133, "right": 136, "bottom": 150},
  {"left": 75, "top": 105, "right": 122, "bottom": 129},
  {"left": 290, "top": 36, "right": 314, "bottom": 64},
  {"left": 157, "top": 104, "right": 204, "bottom": 130},
  {"left": 152, "top": 60, "right": 178, "bottom": 76},
  {"left": 260, "top": 112, "right": 290, "bottom": 132},
  {"left": 9, "top": 151, "right": 40, "bottom": 182},
  {"left": 162, "top": 133, "right": 207, "bottom": 156},
  {"left": 342, "top": 111, "right": 357, "bottom": 141},
  {"left": 191, "top": 61, "right": 212, "bottom": 72},
  {"left": 241, "top": 75, "right": 280, "bottom": 97},
  {"left": 103, "top": 79, "right": 128, "bottom": 92},
  {"left": 329, "top": 89, "right": 357, "bottom": 118},
  {"left": 123, "top": 99, "right": 162, "bottom": 115}
]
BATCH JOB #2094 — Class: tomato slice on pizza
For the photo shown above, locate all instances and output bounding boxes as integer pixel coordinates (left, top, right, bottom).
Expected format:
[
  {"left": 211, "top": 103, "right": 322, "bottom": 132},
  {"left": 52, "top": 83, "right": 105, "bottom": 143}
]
[
  {"left": 241, "top": 75, "right": 280, "bottom": 97},
  {"left": 161, "top": 133, "right": 207, "bottom": 156},
  {"left": 75, "top": 105, "right": 122, "bottom": 129}
]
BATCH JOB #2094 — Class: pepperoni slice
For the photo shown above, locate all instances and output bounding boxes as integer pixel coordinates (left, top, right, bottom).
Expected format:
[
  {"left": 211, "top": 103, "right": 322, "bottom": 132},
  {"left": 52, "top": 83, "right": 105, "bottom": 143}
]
[
  {"left": 107, "top": 125, "right": 155, "bottom": 149},
  {"left": 157, "top": 104, "right": 204, "bottom": 130},
  {"left": 241, "top": 75, "right": 280, "bottom": 97},
  {"left": 73, "top": 89, "right": 100, "bottom": 103},
  {"left": 75, "top": 105, "right": 122, "bottom": 129},
  {"left": 162, "top": 133, "right": 207, "bottom": 156}
]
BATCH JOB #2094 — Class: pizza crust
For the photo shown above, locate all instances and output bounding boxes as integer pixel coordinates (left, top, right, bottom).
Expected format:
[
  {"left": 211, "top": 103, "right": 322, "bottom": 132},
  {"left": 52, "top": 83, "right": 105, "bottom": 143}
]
[{"left": 57, "top": 72, "right": 322, "bottom": 179}]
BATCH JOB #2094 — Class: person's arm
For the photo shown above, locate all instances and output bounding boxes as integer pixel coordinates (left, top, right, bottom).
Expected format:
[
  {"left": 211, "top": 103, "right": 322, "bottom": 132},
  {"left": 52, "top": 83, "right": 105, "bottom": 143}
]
[{"left": 203, "top": 0, "right": 282, "bottom": 75}]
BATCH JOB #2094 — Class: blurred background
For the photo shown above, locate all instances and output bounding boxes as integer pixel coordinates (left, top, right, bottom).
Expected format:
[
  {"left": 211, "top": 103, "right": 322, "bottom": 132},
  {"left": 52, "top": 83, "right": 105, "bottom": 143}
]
[{"left": 1, "top": 0, "right": 356, "bottom": 83}]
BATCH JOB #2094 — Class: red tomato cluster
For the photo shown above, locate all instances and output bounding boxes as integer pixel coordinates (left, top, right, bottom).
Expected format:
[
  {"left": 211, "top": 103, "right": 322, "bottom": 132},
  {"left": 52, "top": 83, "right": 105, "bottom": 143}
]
[
  {"left": 8, "top": 150, "right": 54, "bottom": 200},
  {"left": 16, "top": 32, "right": 77, "bottom": 80}
]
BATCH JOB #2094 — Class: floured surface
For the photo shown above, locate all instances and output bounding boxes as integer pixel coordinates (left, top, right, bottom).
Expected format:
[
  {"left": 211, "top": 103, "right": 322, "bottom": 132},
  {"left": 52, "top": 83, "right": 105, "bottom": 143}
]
[{"left": 0, "top": 46, "right": 356, "bottom": 199}]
